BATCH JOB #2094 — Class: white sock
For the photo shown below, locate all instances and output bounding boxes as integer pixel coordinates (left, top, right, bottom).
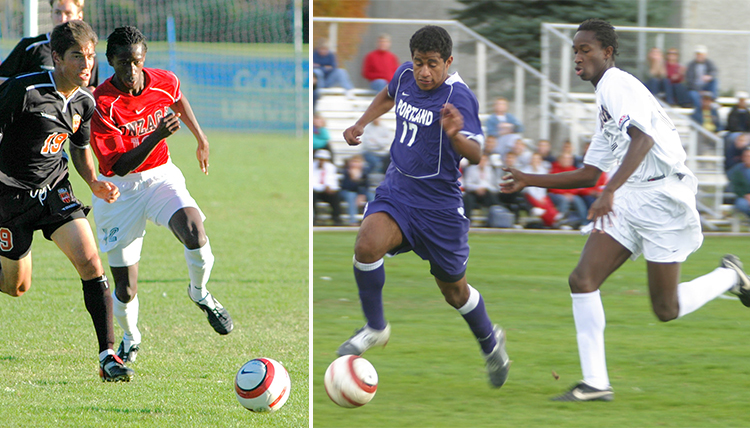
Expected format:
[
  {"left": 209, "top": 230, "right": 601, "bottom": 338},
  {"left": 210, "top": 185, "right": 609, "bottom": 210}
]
[
  {"left": 571, "top": 290, "right": 610, "bottom": 390},
  {"left": 186, "top": 239, "right": 215, "bottom": 305},
  {"left": 99, "top": 349, "right": 115, "bottom": 362},
  {"left": 677, "top": 267, "right": 738, "bottom": 318},
  {"left": 112, "top": 293, "right": 141, "bottom": 348}
]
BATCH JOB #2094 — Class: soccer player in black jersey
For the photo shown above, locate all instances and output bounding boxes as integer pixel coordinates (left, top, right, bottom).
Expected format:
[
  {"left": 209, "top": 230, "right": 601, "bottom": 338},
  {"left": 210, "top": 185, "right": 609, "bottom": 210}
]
[
  {"left": 0, "top": 20, "right": 133, "bottom": 382},
  {"left": 0, "top": 0, "right": 99, "bottom": 89}
]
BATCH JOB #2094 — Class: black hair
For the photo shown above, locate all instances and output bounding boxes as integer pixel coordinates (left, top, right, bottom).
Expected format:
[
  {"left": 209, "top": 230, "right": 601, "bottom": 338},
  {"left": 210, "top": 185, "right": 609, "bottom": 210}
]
[
  {"left": 50, "top": 20, "right": 97, "bottom": 57},
  {"left": 577, "top": 18, "right": 618, "bottom": 57},
  {"left": 409, "top": 25, "right": 452, "bottom": 61},
  {"left": 106, "top": 26, "right": 148, "bottom": 61}
]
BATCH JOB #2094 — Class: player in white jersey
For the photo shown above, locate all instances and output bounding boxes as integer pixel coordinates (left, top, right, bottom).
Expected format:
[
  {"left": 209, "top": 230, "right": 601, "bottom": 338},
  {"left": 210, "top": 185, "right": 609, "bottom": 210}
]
[{"left": 501, "top": 19, "right": 750, "bottom": 402}]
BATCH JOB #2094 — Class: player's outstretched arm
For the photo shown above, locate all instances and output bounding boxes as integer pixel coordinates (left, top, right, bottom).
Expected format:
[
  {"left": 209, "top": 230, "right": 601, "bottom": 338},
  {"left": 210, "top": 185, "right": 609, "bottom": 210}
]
[
  {"left": 171, "top": 95, "right": 209, "bottom": 174},
  {"left": 501, "top": 164, "right": 601, "bottom": 193},
  {"left": 69, "top": 145, "right": 120, "bottom": 203},
  {"left": 343, "top": 87, "right": 395, "bottom": 146},
  {"left": 111, "top": 112, "right": 182, "bottom": 176}
]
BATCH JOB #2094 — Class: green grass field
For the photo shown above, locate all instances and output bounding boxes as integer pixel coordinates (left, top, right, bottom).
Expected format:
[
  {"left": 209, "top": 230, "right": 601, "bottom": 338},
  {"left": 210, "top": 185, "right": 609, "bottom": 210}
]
[
  {"left": 0, "top": 131, "right": 308, "bottom": 427},
  {"left": 313, "top": 231, "right": 750, "bottom": 428}
]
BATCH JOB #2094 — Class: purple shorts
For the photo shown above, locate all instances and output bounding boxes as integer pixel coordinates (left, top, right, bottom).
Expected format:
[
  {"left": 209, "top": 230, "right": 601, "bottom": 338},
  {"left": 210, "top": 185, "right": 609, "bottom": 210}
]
[{"left": 363, "top": 194, "right": 470, "bottom": 281}]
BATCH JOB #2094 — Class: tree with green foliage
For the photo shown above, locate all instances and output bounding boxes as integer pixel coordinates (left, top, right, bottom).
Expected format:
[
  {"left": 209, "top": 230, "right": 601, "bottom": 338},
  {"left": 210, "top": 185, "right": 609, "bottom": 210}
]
[{"left": 451, "top": 0, "right": 676, "bottom": 69}]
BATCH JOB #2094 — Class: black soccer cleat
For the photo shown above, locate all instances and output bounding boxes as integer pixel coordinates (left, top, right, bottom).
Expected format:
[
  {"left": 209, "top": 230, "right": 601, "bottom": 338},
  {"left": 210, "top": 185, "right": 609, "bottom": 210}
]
[
  {"left": 99, "top": 354, "right": 134, "bottom": 382},
  {"left": 722, "top": 254, "right": 750, "bottom": 307},
  {"left": 552, "top": 381, "right": 614, "bottom": 402},
  {"left": 189, "top": 286, "right": 233, "bottom": 335},
  {"left": 116, "top": 340, "right": 140, "bottom": 364}
]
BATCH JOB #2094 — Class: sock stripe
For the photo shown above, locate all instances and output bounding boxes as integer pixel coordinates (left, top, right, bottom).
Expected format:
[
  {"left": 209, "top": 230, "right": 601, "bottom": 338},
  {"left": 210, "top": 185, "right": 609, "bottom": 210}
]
[
  {"left": 353, "top": 256, "right": 384, "bottom": 272},
  {"left": 457, "top": 284, "right": 480, "bottom": 315}
]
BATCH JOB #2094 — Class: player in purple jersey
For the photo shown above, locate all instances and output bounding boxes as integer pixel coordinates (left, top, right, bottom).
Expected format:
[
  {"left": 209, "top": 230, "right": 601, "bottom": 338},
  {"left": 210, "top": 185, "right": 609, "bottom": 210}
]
[{"left": 339, "top": 25, "right": 509, "bottom": 388}]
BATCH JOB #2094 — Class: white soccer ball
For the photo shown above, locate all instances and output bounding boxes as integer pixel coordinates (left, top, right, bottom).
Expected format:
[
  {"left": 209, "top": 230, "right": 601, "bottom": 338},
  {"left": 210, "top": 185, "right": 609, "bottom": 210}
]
[
  {"left": 234, "top": 357, "right": 291, "bottom": 412},
  {"left": 324, "top": 355, "right": 378, "bottom": 408}
]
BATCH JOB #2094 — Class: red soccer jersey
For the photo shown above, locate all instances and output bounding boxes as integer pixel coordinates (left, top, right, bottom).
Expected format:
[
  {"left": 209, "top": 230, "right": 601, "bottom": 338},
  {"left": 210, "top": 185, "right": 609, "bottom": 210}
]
[{"left": 91, "top": 68, "right": 182, "bottom": 177}]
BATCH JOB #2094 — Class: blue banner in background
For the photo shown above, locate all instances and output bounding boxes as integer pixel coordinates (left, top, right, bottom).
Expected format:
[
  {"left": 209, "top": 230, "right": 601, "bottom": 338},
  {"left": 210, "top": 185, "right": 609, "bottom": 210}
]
[{"left": 98, "top": 48, "right": 309, "bottom": 133}]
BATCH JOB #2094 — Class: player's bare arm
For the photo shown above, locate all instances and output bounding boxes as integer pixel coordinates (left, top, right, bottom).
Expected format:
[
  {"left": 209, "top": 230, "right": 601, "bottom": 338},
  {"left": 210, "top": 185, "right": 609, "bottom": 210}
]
[
  {"left": 441, "top": 102, "right": 481, "bottom": 164},
  {"left": 343, "top": 87, "right": 395, "bottom": 146},
  {"left": 587, "top": 126, "right": 654, "bottom": 227},
  {"left": 501, "top": 163, "right": 601, "bottom": 194},
  {"left": 69, "top": 145, "right": 120, "bottom": 203},
  {"left": 111, "top": 112, "right": 182, "bottom": 176},
  {"left": 171, "top": 95, "right": 209, "bottom": 175}
]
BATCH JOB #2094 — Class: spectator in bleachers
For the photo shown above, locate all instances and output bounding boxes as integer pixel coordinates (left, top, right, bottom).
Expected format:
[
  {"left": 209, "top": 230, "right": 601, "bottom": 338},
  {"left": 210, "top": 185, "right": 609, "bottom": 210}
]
[
  {"left": 510, "top": 137, "right": 532, "bottom": 170},
  {"left": 521, "top": 152, "right": 561, "bottom": 227},
  {"left": 485, "top": 97, "right": 523, "bottom": 157},
  {"left": 340, "top": 154, "right": 373, "bottom": 226},
  {"left": 312, "top": 149, "right": 343, "bottom": 226},
  {"left": 726, "top": 132, "right": 750, "bottom": 171},
  {"left": 559, "top": 140, "right": 584, "bottom": 168},
  {"left": 686, "top": 44, "right": 719, "bottom": 108},
  {"left": 727, "top": 91, "right": 750, "bottom": 133},
  {"left": 312, "top": 73, "right": 319, "bottom": 111},
  {"left": 360, "top": 117, "right": 392, "bottom": 173},
  {"left": 313, "top": 38, "right": 355, "bottom": 98},
  {"left": 727, "top": 147, "right": 750, "bottom": 218},
  {"left": 691, "top": 91, "right": 721, "bottom": 133},
  {"left": 361, "top": 34, "right": 400, "bottom": 93},
  {"left": 484, "top": 135, "right": 498, "bottom": 156},
  {"left": 548, "top": 152, "right": 589, "bottom": 228},
  {"left": 645, "top": 47, "right": 668, "bottom": 101},
  {"left": 313, "top": 112, "right": 332, "bottom": 155},
  {"left": 665, "top": 48, "right": 690, "bottom": 106},
  {"left": 536, "top": 139, "right": 555, "bottom": 169},
  {"left": 462, "top": 154, "right": 500, "bottom": 224}
]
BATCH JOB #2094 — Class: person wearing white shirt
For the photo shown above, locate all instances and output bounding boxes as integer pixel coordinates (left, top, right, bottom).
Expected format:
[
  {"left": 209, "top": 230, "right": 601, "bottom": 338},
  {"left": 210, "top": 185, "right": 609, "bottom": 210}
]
[
  {"left": 312, "top": 150, "right": 343, "bottom": 225},
  {"left": 501, "top": 18, "right": 750, "bottom": 403}
]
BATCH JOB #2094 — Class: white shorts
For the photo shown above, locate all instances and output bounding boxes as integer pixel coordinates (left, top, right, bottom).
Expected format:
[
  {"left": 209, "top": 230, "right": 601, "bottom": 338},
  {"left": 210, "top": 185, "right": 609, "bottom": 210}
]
[
  {"left": 92, "top": 159, "right": 205, "bottom": 267},
  {"left": 582, "top": 174, "right": 703, "bottom": 263}
]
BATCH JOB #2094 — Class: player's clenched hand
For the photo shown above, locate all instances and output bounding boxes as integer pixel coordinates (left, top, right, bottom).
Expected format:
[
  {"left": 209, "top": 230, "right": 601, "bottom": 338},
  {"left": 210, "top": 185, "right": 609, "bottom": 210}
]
[
  {"left": 343, "top": 124, "right": 364, "bottom": 146},
  {"left": 499, "top": 167, "right": 527, "bottom": 193},
  {"left": 91, "top": 180, "right": 120, "bottom": 203},
  {"left": 587, "top": 190, "right": 615, "bottom": 233},
  {"left": 440, "top": 103, "right": 463, "bottom": 138},
  {"left": 155, "top": 112, "right": 182, "bottom": 139}
]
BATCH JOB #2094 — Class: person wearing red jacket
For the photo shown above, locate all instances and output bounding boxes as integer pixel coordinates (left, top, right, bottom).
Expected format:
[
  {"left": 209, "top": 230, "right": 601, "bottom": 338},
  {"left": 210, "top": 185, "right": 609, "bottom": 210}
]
[{"left": 361, "top": 34, "right": 400, "bottom": 92}]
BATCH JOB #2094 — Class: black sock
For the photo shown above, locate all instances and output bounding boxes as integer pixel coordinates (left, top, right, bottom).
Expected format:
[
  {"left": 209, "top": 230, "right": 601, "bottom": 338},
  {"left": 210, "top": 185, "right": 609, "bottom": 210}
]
[{"left": 81, "top": 275, "right": 115, "bottom": 354}]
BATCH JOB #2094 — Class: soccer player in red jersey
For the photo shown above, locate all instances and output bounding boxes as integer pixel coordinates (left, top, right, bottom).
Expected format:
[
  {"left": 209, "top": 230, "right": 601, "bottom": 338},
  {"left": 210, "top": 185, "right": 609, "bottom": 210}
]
[{"left": 90, "top": 26, "right": 233, "bottom": 364}]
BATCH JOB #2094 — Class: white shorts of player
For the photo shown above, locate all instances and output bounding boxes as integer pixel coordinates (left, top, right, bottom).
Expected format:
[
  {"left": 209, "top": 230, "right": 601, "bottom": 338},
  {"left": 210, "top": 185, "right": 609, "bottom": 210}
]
[
  {"left": 581, "top": 174, "right": 703, "bottom": 263},
  {"left": 92, "top": 159, "right": 204, "bottom": 267}
]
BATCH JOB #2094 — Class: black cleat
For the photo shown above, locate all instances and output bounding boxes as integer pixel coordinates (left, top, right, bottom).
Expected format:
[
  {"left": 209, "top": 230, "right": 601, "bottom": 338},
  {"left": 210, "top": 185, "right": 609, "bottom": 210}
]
[
  {"left": 722, "top": 254, "right": 750, "bottom": 307},
  {"left": 189, "top": 286, "right": 233, "bottom": 335},
  {"left": 116, "top": 341, "right": 140, "bottom": 364},
  {"left": 552, "top": 381, "right": 613, "bottom": 402},
  {"left": 99, "top": 354, "right": 134, "bottom": 382}
]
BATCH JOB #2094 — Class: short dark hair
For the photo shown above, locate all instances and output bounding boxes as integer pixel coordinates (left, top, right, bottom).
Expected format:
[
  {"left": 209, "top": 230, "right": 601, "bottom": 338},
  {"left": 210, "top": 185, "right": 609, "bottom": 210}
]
[
  {"left": 577, "top": 18, "right": 618, "bottom": 57},
  {"left": 106, "top": 26, "right": 148, "bottom": 61},
  {"left": 409, "top": 25, "right": 452, "bottom": 61},
  {"left": 50, "top": 20, "right": 97, "bottom": 57}
]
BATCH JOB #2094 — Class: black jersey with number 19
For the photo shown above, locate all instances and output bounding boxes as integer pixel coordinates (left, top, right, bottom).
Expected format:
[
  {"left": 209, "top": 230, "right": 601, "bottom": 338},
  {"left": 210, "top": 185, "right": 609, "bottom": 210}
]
[{"left": 0, "top": 71, "right": 95, "bottom": 190}]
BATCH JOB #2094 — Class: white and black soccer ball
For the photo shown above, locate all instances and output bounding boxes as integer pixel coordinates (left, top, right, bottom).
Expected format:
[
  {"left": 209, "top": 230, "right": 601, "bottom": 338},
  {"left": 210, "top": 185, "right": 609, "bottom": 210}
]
[
  {"left": 234, "top": 357, "right": 291, "bottom": 412},
  {"left": 324, "top": 355, "right": 378, "bottom": 408}
]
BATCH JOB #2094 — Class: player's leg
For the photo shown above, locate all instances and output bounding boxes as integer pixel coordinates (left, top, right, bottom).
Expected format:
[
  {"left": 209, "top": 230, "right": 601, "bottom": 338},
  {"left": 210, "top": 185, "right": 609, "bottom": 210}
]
[
  {"left": 0, "top": 254, "right": 32, "bottom": 297},
  {"left": 337, "top": 211, "right": 403, "bottom": 356},
  {"left": 168, "top": 207, "right": 232, "bottom": 335},
  {"left": 434, "top": 273, "right": 509, "bottom": 388},
  {"left": 650, "top": 255, "right": 749, "bottom": 320},
  {"left": 554, "top": 232, "right": 630, "bottom": 402},
  {"left": 50, "top": 217, "right": 133, "bottom": 382},
  {"left": 107, "top": 239, "right": 143, "bottom": 364}
]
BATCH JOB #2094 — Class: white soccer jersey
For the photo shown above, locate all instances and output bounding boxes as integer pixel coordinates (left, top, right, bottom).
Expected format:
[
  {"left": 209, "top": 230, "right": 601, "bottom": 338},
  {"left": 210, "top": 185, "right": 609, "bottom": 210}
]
[{"left": 583, "top": 67, "right": 695, "bottom": 187}]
